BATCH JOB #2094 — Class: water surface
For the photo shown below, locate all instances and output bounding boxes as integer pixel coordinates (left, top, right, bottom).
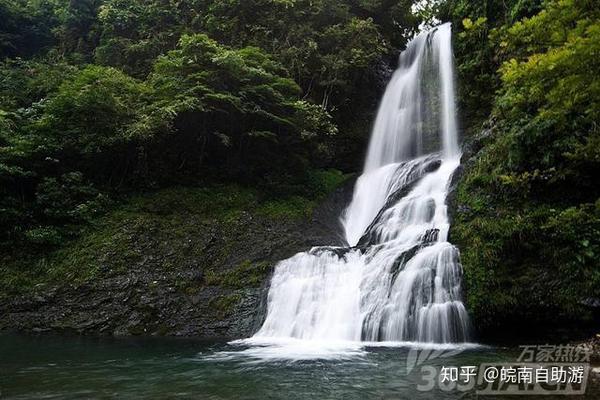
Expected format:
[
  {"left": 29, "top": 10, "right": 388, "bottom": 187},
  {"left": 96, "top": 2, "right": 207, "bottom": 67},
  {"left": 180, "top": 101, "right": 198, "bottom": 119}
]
[{"left": 1, "top": 335, "right": 597, "bottom": 399}]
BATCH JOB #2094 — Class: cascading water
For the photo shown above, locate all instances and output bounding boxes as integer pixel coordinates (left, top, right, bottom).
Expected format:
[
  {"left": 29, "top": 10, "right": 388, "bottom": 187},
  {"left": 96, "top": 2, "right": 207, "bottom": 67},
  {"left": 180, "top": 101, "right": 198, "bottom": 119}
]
[{"left": 254, "top": 23, "right": 470, "bottom": 344}]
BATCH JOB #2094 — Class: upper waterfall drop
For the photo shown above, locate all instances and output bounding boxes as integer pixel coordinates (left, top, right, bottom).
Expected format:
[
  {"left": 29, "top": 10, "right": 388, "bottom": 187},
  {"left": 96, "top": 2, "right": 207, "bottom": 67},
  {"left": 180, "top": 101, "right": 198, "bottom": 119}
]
[
  {"left": 343, "top": 23, "right": 459, "bottom": 246},
  {"left": 253, "top": 23, "right": 471, "bottom": 344},
  {"left": 365, "top": 22, "right": 458, "bottom": 171}
]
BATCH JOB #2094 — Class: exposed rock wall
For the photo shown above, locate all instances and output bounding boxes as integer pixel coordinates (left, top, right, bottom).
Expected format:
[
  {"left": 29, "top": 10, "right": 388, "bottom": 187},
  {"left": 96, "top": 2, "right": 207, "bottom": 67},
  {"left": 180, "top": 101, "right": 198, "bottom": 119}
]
[{"left": 0, "top": 180, "right": 356, "bottom": 338}]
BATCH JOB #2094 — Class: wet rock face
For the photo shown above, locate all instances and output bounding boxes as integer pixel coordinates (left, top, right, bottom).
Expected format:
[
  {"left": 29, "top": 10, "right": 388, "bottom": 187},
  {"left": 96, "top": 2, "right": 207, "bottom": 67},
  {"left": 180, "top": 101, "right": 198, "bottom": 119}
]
[{"left": 0, "top": 180, "right": 356, "bottom": 338}]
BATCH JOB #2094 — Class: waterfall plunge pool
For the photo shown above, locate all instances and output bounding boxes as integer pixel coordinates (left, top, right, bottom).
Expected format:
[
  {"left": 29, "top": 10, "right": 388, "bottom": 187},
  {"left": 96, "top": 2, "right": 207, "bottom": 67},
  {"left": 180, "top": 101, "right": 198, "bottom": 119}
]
[{"left": 2, "top": 334, "right": 598, "bottom": 399}]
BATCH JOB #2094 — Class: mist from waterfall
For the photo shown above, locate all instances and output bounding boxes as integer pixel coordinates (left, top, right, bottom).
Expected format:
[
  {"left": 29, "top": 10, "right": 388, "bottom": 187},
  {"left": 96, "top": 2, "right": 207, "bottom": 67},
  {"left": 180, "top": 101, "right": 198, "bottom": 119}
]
[{"left": 253, "top": 23, "right": 471, "bottom": 344}]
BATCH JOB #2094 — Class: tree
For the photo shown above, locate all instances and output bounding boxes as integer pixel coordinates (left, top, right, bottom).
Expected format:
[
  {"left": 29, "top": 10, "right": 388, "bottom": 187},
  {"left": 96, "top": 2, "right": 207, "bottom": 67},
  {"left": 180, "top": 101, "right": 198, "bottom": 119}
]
[
  {"left": 0, "top": 0, "right": 58, "bottom": 58},
  {"left": 150, "top": 33, "right": 336, "bottom": 180}
]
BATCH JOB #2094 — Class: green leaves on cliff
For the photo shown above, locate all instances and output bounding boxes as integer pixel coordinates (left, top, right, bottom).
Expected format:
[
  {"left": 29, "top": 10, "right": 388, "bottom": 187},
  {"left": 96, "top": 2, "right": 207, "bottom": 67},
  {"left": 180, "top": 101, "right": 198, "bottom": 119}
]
[
  {"left": 441, "top": 0, "right": 544, "bottom": 127},
  {"left": 496, "top": 0, "right": 600, "bottom": 182},
  {"left": 449, "top": 0, "right": 600, "bottom": 331}
]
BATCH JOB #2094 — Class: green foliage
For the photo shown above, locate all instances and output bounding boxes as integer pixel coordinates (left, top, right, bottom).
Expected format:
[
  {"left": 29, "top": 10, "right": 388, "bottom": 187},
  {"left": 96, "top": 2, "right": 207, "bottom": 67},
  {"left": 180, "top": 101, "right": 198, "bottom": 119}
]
[
  {"left": 52, "top": 0, "right": 103, "bottom": 58},
  {"left": 0, "top": 0, "right": 417, "bottom": 298},
  {"left": 256, "top": 167, "right": 348, "bottom": 214},
  {"left": 495, "top": 0, "right": 600, "bottom": 181},
  {"left": 205, "top": 260, "right": 271, "bottom": 289},
  {"left": 0, "top": 177, "right": 345, "bottom": 296},
  {"left": 36, "top": 65, "right": 153, "bottom": 153},
  {"left": 0, "top": 64, "right": 152, "bottom": 246},
  {"left": 94, "top": 0, "right": 188, "bottom": 76},
  {"left": 450, "top": 0, "right": 600, "bottom": 331},
  {"left": 0, "top": 0, "right": 58, "bottom": 58},
  {"left": 0, "top": 29, "right": 341, "bottom": 250},
  {"left": 93, "top": 0, "right": 416, "bottom": 107},
  {"left": 92, "top": 0, "right": 419, "bottom": 171},
  {"left": 210, "top": 294, "right": 242, "bottom": 318},
  {"left": 0, "top": 58, "right": 78, "bottom": 109},
  {"left": 149, "top": 33, "right": 336, "bottom": 181},
  {"left": 440, "top": 0, "right": 543, "bottom": 129}
]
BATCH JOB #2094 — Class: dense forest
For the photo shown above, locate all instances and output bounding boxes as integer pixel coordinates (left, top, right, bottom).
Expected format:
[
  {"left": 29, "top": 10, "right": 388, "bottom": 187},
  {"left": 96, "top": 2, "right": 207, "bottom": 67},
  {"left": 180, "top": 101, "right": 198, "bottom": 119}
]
[
  {"left": 0, "top": 0, "right": 418, "bottom": 249},
  {"left": 1, "top": 0, "right": 598, "bottom": 338}
]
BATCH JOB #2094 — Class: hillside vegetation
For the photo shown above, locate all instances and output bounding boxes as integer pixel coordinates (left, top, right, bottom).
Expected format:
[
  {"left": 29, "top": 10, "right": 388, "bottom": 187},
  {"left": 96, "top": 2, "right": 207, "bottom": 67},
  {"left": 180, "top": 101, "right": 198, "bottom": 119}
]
[
  {"left": 1, "top": 0, "right": 598, "bottom": 338},
  {"left": 0, "top": 0, "right": 417, "bottom": 263},
  {"left": 444, "top": 0, "right": 600, "bottom": 336}
]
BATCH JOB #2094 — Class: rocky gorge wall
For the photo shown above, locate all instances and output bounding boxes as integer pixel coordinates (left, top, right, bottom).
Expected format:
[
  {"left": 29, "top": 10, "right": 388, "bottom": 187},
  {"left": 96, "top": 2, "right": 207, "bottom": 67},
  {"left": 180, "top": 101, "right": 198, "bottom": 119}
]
[{"left": 0, "top": 179, "right": 356, "bottom": 337}]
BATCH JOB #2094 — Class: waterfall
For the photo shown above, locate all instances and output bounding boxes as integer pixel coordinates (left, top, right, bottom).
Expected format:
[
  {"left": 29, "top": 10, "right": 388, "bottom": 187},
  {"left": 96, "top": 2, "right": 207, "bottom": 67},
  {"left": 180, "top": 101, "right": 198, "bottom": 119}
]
[{"left": 254, "top": 23, "right": 470, "bottom": 343}]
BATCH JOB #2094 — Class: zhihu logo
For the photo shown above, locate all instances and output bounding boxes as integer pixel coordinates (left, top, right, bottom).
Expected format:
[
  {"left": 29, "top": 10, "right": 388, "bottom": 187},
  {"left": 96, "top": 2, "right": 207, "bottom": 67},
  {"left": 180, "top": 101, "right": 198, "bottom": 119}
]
[{"left": 407, "top": 344, "right": 592, "bottom": 395}]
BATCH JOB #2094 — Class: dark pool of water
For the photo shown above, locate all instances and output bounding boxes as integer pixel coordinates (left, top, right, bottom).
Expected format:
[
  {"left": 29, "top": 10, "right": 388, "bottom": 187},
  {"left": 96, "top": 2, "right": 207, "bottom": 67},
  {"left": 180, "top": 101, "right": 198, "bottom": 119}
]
[{"left": 0, "top": 334, "right": 597, "bottom": 399}]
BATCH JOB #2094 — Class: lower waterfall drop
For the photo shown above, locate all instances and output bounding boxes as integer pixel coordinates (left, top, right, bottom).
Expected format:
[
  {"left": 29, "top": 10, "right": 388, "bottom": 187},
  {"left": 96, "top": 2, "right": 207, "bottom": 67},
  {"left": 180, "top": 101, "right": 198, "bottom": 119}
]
[{"left": 254, "top": 23, "right": 471, "bottom": 344}]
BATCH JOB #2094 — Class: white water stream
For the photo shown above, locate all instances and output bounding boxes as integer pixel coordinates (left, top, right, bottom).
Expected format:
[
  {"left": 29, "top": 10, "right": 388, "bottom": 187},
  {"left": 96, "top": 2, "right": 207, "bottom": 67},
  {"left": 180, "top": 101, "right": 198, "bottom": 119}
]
[{"left": 253, "top": 23, "right": 470, "bottom": 345}]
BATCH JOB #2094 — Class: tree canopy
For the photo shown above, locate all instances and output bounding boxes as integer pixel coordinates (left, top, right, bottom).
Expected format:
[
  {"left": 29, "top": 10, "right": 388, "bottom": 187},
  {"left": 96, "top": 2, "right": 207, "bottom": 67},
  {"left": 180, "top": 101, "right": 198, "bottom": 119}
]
[{"left": 0, "top": 0, "right": 420, "bottom": 249}]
